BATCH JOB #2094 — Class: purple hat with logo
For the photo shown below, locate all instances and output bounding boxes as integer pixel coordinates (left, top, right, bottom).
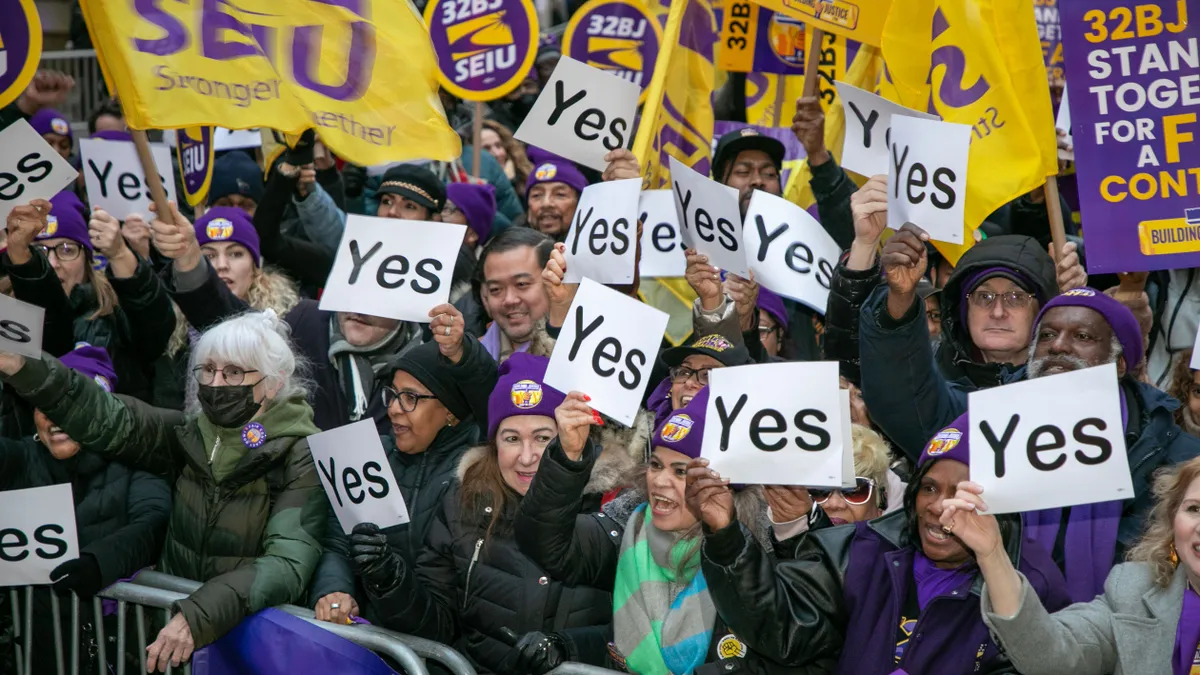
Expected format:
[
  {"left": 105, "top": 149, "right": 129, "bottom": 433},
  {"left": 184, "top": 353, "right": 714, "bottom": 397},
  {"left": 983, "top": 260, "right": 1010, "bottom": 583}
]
[
  {"left": 194, "top": 206, "right": 262, "bottom": 266},
  {"left": 446, "top": 183, "right": 497, "bottom": 244},
  {"left": 918, "top": 413, "right": 969, "bottom": 468},
  {"left": 1033, "top": 287, "right": 1144, "bottom": 370},
  {"left": 30, "top": 108, "right": 73, "bottom": 141},
  {"left": 90, "top": 129, "right": 132, "bottom": 142},
  {"left": 757, "top": 287, "right": 789, "bottom": 330},
  {"left": 487, "top": 353, "right": 567, "bottom": 439},
  {"left": 653, "top": 387, "right": 708, "bottom": 460},
  {"left": 525, "top": 147, "right": 589, "bottom": 197},
  {"left": 60, "top": 343, "right": 118, "bottom": 393},
  {"left": 38, "top": 190, "right": 92, "bottom": 252}
]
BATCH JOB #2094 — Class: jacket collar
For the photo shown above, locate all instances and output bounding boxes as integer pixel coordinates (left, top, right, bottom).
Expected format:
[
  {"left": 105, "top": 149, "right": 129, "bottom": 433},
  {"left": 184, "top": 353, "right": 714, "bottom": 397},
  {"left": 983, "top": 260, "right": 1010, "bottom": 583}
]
[{"left": 1145, "top": 564, "right": 1189, "bottom": 620}]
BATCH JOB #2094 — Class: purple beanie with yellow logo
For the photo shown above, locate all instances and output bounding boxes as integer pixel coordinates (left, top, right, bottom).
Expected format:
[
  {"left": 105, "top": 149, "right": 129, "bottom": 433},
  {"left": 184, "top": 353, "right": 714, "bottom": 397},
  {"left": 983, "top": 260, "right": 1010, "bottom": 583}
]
[
  {"left": 918, "top": 412, "right": 970, "bottom": 468},
  {"left": 194, "top": 206, "right": 261, "bottom": 266},
  {"left": 653, "top": 387, "right": 709, "bottom": 460},
  {"left": 60, "top": 343, "right": 118, "bottom": 393},
  {"left": 38, "top": 191, "right": 92, "bottom": 253},
  {"left": 487, "top": 353, "right": 567, "bottom": 439}
]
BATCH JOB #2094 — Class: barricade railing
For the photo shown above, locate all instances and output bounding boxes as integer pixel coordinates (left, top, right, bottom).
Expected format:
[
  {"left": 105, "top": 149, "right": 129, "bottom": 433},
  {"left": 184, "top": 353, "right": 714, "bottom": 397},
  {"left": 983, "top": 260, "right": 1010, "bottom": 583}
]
[{"left": 548, "top": 663, "right": 625, "bottom": 674}]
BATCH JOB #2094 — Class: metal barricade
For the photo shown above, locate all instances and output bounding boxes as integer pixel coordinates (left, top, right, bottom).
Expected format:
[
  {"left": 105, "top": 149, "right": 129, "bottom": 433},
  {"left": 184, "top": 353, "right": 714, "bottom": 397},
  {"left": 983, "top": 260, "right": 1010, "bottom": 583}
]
[
  {"left": 36, "top": 49, "right": 109, "bottom": 135},
  {"left": 548, "top": 664, "right": 625, "bottom": 675}
]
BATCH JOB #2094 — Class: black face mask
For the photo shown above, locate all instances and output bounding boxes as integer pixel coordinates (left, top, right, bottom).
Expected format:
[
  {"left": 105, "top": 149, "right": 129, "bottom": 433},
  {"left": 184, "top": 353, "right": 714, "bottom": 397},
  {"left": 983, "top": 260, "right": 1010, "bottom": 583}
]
[{"left": 198, "top": 384, "right": 261, "bottom": 429}]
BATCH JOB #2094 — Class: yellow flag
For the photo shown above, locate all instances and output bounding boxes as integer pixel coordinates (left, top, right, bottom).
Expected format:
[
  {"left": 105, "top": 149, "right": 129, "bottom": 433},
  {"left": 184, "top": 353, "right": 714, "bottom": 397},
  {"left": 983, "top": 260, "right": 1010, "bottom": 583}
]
[
  {"left": 79, "top": 0, "right": 461, "bottom": 167},
  {"left": 749, "top": 0, "right": 892, "bottom": 45},
  {"left": 881, "top": 0, "right": 1056, "bottom": 263}
]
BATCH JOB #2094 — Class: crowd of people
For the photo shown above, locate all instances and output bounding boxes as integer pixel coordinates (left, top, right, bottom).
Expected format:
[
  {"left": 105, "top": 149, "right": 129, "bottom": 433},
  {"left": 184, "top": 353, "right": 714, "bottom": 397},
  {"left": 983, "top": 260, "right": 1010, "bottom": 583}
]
[{"left": 1, "top": 29, "right": 1200, "bottom": 675}]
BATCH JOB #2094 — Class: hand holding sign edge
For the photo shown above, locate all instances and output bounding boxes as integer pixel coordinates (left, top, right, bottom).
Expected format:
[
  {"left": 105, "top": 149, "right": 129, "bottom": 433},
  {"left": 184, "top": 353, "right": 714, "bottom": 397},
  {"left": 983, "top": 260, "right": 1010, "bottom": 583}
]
[
  {"left": 939, "top": 481, "right": 1004, "bottom": 563},
  {"left": 555, "top": 391, "right": 603, "bottom": 461},
  {"left": 149, "top": 201, "right": 202, "bottom": 273},
  {"left": 881, "top": 223, "right": 929, "bottom": 321},
  {"left": 685, "top": 458, "right": 734, "bottom": 532}
]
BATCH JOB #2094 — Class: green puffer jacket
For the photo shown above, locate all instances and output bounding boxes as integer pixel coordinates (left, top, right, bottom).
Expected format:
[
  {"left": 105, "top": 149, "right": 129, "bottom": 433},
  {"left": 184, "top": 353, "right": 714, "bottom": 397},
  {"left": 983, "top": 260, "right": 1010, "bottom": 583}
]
[{"left": 5, "top": 354, "right": 328, "bottom": 648}]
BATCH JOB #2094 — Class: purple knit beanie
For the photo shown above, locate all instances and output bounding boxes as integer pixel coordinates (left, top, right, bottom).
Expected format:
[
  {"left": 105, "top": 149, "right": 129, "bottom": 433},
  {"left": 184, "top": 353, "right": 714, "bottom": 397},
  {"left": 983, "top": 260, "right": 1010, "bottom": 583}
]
[
  {"left": 487, "top": 353, "right": 567, "bottom": 439},
  {"left": 30, "top": 109, "right": 72, "bottom": 141},
  {"left": 1033, "top": 287, "right": 1144, "bottom": 370},
  {"left": 446, "top": 183, "right": 497, "bottom": 244},
  {"left": 653, "top": 387, "right": 709, "bottom": 460},
  {"left": 194, "top": 207, "right": 262, "bottom": 266},
  {"left": 918, "top": 413, "right": 970, "bottom": 468},
  {"left": 60, "top": 344, "right": 118, "bottom": 393},
  {"left": 39, "top": 191, "right": 92, "bottom": 252}
]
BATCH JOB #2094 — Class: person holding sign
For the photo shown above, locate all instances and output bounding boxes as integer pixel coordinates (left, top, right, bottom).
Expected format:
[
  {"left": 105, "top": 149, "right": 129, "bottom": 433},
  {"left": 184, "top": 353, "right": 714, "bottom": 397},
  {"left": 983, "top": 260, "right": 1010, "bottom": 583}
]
[
  {"left": 0, "top": 344, "right": 170, "bottom": 673},
  {"left": 690, "top": 413, "right": 1070, "bottom": 674},
  {"left": 341, "top": 354, "right": 615, "bottom": 674},
  {"left": 0, "top": 310, "right": 326, "bottom": 672},
  {"left": 945, "top": 456, "right": 1200, "bottom": 675},
  {"left": 4, "top": 191, "right": 177, "bottom": 403}
]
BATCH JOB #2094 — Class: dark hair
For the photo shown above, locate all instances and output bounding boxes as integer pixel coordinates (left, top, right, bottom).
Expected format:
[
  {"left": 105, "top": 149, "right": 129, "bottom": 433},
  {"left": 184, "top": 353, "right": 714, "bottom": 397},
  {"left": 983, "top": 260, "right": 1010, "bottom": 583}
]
[
  {"left": 472, "top": 227, "right": 554, "bottom": 314},
  {"left": 902, "top": 459, "right": 1016, "bottom": 552},
  {"left": 87, "top": 99, "right": 123, "bottom": 134}
]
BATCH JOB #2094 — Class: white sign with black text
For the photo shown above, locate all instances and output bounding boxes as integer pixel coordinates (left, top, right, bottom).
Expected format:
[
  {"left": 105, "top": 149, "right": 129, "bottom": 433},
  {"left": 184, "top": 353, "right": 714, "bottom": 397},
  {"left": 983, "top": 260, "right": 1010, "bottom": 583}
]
[
  {"left": 840, "top": 389, "right": 855, "bottom": 489},
  {"left": 308, "top": 420, "right": 410, "bottom": 534},
  {"left": 514, "top": 57, "right": 641, "bottom": 172},
  {"left": 545, "top": 278, "right": 669, "bottom": 426},
  {"left": 79, "top": 137, "right": 177, "bottom": 221},
  {"left": 638, "top": 190, "right": 686, "bottom": 278},
  {"left": 0, "top": 484, "right": 80, "bottom": 586},
  {"left": 743, "top": 190, "right": 839, "bottom": 313},
  {"left": 668, "top": 157, "right": 749, "bottom": 277},
  {"left": 214, "top": 128, "right": 263, "bottom": 151},
  {"left": 835, "top": 82, "right": 939, "bottom": 177},
  {"left": 886, "top": 115, "right": 971, "bottom": 246},
  {"left": 319, "top": 215, "right": 466, "bottom": 323},
  {"left": 0, "top": 120, "right": 79, "bottom": 222},
  {"left": 563, "top": 178, "right": 641, "bottom": 284},
  {"left": 968, "top": 364, "right": 1132, "bottom": 515},
  {"left": 0, "top": 293, "right": 46, "bottom": 359},
  {"left": 701, "top": 362, "right": 846, "bottom": 486}
]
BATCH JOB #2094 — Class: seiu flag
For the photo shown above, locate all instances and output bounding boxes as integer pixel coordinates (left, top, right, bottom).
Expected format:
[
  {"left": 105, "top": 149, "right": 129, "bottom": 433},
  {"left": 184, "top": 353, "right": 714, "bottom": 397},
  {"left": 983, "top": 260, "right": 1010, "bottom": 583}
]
[
  {"left": 78, "top": 0, "right": 462, "bottom": 166},
  {"left": 193, "top": 608, "right": 398, "bottom": 674},
  {"left": 881, "top": 0, "right": 1057, "bottom": 264}
]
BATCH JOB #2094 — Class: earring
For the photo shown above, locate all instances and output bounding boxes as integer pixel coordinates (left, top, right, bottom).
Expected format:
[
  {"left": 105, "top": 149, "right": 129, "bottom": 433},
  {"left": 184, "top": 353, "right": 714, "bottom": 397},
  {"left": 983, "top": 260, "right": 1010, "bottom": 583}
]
[
  {"left": 446, "top": 413, "right": 458, "bottom": 428},
  {"left": 1171, "top": 542, "right": 1180, "bottom": 566}
]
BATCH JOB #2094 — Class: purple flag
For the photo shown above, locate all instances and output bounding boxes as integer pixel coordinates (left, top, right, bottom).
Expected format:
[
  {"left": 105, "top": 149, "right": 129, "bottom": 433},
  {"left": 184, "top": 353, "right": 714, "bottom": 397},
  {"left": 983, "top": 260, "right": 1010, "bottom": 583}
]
[{"left": 425, "top": 0, "right": 539, "bottom": 101}]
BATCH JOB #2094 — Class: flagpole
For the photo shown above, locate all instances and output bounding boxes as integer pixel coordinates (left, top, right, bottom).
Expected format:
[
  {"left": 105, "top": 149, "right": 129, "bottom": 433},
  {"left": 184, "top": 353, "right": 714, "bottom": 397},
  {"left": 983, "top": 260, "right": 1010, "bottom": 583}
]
[
  {"left": 802, "top": 28, "right": 825, "bottom": 98},
  {"left": 1044, "top": 176, "right": 1067, "bottom": 261},
  {"left": 131, "top": 129, "right": 174, "bottom": 225}
]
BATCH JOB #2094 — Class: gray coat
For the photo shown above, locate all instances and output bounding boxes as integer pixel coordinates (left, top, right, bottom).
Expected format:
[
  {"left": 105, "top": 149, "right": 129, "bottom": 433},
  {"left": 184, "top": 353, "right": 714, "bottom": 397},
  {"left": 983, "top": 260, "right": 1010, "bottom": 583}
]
[{"left": 982, "top": 561, "right": 1185, "bottom": 675}]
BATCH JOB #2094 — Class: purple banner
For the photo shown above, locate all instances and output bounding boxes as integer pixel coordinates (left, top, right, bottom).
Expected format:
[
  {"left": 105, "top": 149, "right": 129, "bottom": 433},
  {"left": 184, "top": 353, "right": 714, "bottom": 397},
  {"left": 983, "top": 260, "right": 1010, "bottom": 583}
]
[
  {"left": 176, "top": 126, "right": 214, "bottom": 207},
  {"left": 563, "top": 0, "right": 662, "bottom": 101},
  {"left": 1060, "top": 0, "right": 1199, "bottom": 273},
  {"left": 0, "top": 0, "right": 42, "bottom": 110},
  {"left": 713, "top": 120, "right": 805, "bottom": 187},
  {"left": 1036, "top": 0, "right": 1063, "bottom": 83},
  {"left": 425, "top": 0, "right": 539, "bottom": 102}
]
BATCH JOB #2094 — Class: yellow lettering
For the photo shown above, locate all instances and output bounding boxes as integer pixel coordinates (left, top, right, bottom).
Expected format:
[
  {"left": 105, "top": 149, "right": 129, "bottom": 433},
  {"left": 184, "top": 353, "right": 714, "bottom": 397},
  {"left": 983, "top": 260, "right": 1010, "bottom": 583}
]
[
  {"left": 1129, "top": 173, "right": 1157, "bottom": 199},
  {"left": 1101, "top": 175, "right": 1128, "bottom": 201},
  {"left": 1135, "top": 4, "right": 1163, "bottom": 37},
  {"left": 1163, "top": 113, "right": 1196, "bottom": 164},
  {"left": 1168, "top": 0, "right": 1188, "bottom": 32},
  {"left": 1083, "top": 9, "right": 1108, "bottom": 42}
]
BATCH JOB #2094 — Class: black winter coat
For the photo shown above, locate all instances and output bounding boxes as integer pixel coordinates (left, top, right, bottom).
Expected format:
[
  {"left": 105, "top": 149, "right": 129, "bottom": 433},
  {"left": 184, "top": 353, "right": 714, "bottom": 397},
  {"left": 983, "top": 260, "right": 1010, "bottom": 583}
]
[
  {"left": 366, "top": 465, "right": 613, "bottom": 675},
  {"left": 822, "top": 257, "right": 883, "bottom": 386}
]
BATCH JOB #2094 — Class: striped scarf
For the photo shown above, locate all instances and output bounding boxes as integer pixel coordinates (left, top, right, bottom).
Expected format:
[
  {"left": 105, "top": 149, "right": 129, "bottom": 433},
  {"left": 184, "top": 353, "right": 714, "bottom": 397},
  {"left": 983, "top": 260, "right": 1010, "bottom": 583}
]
[{"left": 613, "top": 505, "right": 715, "bottom": 675}]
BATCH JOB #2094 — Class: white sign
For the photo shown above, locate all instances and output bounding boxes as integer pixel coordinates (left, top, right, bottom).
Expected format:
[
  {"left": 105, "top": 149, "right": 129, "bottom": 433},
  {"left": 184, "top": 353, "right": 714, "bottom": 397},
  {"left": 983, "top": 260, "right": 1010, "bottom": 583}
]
[
  {"left": 1057, "top": 86, "right": 1074, "bottom": 162},
  {"left": 0, "top": 294, "right": 46, "bottom": 359},
  {"left": 214, "top": 128, "right": 263, "bottom": 151},
  {"left": 308, "top": 420, "right": 410, "bottom": 534},
  {"left": 886, "top": 115, "right": 971, "bottom": 246},
  {"left": 514, "top": 57, "right": 640, "bottom": 172},
  {"left": 638, "top": 190, "right": 686, "bottom": 278},
  {"left": 0, "top": 484, "right": 80, "bottom": 586},
  {"left": 840, "top": 389, "right": 855, "bottom": 489},
  {"left": 969, "top": 364, "right": 1132, "bottom": 515},
  {"left": 0, "top": 120, "right": 80, "bottom": 222},
  {"left": 836, "top": 82, "right": 939, "bottom": 177},
  {"left": 743, "top": 190, "right": 839, "bottom": 313},
  {"left": 668, "top": 157, "right": 749, "bottom": 277},
  {"left": 319, "top": 215, "right": 467, "bottom": 323},
  {"left": 79, "top": 138, "right": 177, "bottom": 221},
  {"left": 563, "top": 178, "right": 640, "bottom": 284},
  {"left": 545, "top": 278, "right": 669, "bottom": 426},
  {"left": 701, "top": 362, "right": 845, "bottom": 486}
]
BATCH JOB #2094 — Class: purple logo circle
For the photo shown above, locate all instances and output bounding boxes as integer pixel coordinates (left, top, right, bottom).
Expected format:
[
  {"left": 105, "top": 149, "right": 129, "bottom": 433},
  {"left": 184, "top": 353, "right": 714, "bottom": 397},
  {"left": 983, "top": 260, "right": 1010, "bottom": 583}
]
[
  {"left": 563, "top": 0, "right": 661, "bottom": 103},
  {"left": 242, "top": 422, "right": 268, "bottom": 449},
  {"left": 425, "top": 0, "right": 540, "bottom": 101},
  {"left": 0, "top": 0, "right": 43, "bottom": 110}
]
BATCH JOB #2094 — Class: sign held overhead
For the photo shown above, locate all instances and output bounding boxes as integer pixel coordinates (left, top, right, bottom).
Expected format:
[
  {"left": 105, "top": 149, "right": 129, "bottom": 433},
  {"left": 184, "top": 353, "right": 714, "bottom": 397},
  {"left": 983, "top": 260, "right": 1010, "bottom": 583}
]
[
  {"left": 79, "top": 137, "right": 176, "bottom": 221},
  {"left": 669, "top": 157, "right": 749, "bottom": 278},
  {"left": 743, "top": 189, "right": 838, "bottom": 313},
  {"left": 835, "top": 82, "right": 938, "bottom": 177},
  {"left": 887, "top": 115, "right": 971, "bottom": 246},
  {"left": 563, "top": 178, "right": 641, "bottom": 284},
  {"left": 638, "top": 190, "right": 686, "bottom": 278},
  {"left": 0, "top": 119, "right": 80, "bottom": 223}
]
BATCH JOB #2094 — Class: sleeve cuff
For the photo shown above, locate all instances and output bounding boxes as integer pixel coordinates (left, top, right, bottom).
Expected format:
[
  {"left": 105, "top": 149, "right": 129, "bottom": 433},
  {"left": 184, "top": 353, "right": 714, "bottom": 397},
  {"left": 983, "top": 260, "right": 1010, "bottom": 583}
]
[
  {"left": 693, "top": 293, "right": 733, "bottom": 321},
  {"left": 838, "top": 258, "right": 881, "bottom": 281},
  {"left": 875, "top": 292, "right": 921, "bottom": 331},
  {"left": 809, "top": 156, "right": 846, "bottom": 193},
  {"left": 6, "top": 355, "right": 53, "bottom": 396},
  {"left": 2, "top": 250, "right": 49, "bottom": 280},
  {"left": 703, "top": 520, "right": 748, "bottom": 567},
  {"left": 172, "top": 259, "right": 212, "bottom": 294},
  {"left": 768, "top": 507, "right": 810, "bottom": 541}
]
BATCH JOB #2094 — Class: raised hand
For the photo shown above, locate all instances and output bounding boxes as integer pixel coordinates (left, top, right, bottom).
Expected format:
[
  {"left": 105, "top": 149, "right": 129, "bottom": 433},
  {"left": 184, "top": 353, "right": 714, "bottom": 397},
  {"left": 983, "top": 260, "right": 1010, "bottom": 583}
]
[
  {"left": 1048, "top": 240, "right": 1087, "bottom": 293},
  {"left": 764, "top": 486, "right": 812, "bottom": 523},
  {"left": 791, "top": 96, "right": 829, "bottom": 165},
  {"left": 602, "top": 149, "right": 640, "bottom": 182},
  {"left": 685, "top": 458, "right": 735, "bottom": 531},
  {"left": 939, "top": 481, "right": 1003, "bottom": 561},
  {"left": 148, "top": 200, "right": 202, "bottom": 272},
  {"left": 17, "top": 70, "right": 75, "bottom": 115},
  {"left": 5, "top": 198, "right": 51, "bottom": 265},
  {"left": 554, "top": 392, "right": 602, "bottom": 460},
  {"left": 428, "top": 303, "right": 466, "bottom": 364},
  {"left": 880, "top": 223, "right": 929, "bottom": 319},
  {"left": 685, "top": 248, "right": 723, "bottom": 312},
  {"left": 724, "top": 272, "right": 759, "bottom": 332},
  {"left": 847, "top": 176, "right": 889, "bottom": 271}
]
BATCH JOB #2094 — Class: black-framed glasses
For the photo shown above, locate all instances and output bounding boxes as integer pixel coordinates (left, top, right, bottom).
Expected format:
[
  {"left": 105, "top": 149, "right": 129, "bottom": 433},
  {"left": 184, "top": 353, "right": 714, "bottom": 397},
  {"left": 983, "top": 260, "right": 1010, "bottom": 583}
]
[
  {"left": 669, "top": 365, "right": 713, "bottom": 386},
  {"left": 192, "top": 364, "right": 260, "bottom": 386},
  {"left": 440, "top": 203, "right": 461, "bottom": 219},
  {"left": 925, "top": 310, "right": 942, "bottom": 323},
  {"left": 808, "top": 478, "right": 876, "bottom": 506},
  {"left": 967, "top": 289, "right": 1034, "bottom": 310},
  {"left": 382, "top": 385, "right": 439, "bottom": 412},
  {"left": 36, "top": 242, "right": 83, "bottom": 261}
]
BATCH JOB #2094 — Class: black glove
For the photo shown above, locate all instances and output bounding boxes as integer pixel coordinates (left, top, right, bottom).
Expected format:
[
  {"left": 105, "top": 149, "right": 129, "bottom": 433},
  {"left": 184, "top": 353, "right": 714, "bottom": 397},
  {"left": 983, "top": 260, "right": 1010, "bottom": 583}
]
[
  {"left": 50, "top": 554, "right": 103, "bottom": 597},
  {"left": 341, "top": 163, "right": 367, "bottom": 198},
  {"left": 349, "top": 523, "right": 404, "bottom": 592},
  {"left": 284, "top": 129, "right": 317, "bottom": 167},
  {"left": 499, "top": 629, "right": 568, "bottom": 675}
]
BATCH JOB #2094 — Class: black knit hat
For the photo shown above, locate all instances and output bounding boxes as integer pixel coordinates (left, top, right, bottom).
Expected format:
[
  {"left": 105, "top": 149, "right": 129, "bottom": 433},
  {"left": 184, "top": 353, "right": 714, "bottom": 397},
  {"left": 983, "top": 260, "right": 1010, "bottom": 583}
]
[{"left": 388, "top": 342, "right": 471, "bottom": 420}]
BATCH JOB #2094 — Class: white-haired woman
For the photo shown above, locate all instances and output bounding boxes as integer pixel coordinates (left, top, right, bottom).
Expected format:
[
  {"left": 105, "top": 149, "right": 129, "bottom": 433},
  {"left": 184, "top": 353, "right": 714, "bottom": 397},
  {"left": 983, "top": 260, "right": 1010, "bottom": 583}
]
[{"left": 0, "top": 310, "right": 326, "bottom": 673}]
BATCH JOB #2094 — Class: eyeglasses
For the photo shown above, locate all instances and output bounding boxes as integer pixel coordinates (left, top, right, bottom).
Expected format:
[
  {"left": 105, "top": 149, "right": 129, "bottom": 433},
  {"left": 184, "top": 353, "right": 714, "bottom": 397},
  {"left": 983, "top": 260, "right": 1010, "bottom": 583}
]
[
  {"left": 192, "top": 364, "right": 260, "bottom": 386},
  {"left": 669, "top": 366, "right": 713, "bottom": 386},
  {"left": 967, "top": 289, "right": 1034, "bottom": 310},
  {"left": 36, "top": 242, "right": 83, "bottom": 261},
  {"left": 925, "top": 310, "right": 942, "bottom": 323},
  {"left": 440, "top": 203, "right": 461, "bottom": 219},
  {"left": 808, "top": 478, "right": 876, "bottom": 506},
  {"left": 382, "top": 386, "right": 439, "bottom": 412}
]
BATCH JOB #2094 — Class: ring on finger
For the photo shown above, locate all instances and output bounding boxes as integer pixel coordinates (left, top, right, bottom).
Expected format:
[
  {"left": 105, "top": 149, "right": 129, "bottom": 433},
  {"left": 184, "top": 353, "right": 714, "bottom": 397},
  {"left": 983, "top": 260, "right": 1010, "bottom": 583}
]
[
  {"left": 330, "top": 602, "right": 340, "bottom": 610},
  {"left": 444, "top": 326, "right": 451, "bottom": 336}
]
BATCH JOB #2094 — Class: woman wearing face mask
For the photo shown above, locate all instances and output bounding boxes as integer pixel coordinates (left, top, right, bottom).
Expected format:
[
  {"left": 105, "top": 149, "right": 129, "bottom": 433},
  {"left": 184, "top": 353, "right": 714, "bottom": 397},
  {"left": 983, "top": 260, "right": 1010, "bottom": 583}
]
[
  {"left": 0, "top": 345, "right": 171, "bottom": 673},
  {"left": 339, "top": 354, "right": 613, "bottom": 674},
  {"left": 3, "top": 191, "right": 177, "bottom": 403},
  {"left": 0, "top": 310, "right": 326, "bottom": 673},
  {"left": 510, "top": 389, "right": 789, "bottom": 675},
  {"left": 310, "top": 327, "right": 498, "bottom": 627},
  {"left": 688, "top": 413, "right": 1071, "bottom": 675},
  {"left": 952, "top": 455, "right": 1200, "bottom": 674}
]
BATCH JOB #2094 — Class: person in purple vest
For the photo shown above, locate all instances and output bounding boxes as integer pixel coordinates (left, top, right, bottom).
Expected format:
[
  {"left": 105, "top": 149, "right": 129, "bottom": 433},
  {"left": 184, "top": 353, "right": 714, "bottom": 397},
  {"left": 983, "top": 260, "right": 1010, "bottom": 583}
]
[{"left": 688, "top": 413, "right": 1071, "bottom": 674}]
